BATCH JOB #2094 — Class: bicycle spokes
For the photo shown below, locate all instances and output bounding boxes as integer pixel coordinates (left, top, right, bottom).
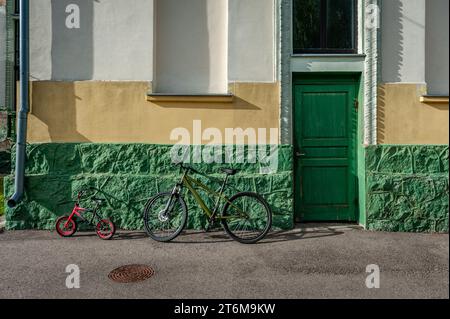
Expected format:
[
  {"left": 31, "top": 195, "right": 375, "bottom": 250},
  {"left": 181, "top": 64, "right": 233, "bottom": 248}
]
[
  {"left": 96, "top": 219, "right": 116, "bottom": 240},
  {"left": 223, "top": 193, "right": 272, "bottom": 242},
  {"left": 144, "top": 194, "right": 188, "bottom": 241},
  {"left": 143, "top": 165, "right": 272, "bottom": 244}
]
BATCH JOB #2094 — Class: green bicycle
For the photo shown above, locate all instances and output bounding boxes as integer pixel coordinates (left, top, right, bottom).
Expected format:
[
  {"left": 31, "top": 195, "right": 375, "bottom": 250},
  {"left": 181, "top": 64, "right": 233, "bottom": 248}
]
[{"left": 143, "top": 163, "right": 272, "bottom": 244}]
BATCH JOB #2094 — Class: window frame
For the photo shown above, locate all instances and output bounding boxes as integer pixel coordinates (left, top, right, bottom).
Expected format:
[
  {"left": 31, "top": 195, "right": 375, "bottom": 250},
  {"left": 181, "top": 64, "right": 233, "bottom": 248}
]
[{"left": 292, "top": 0, "right": 358, "bottom": 55}]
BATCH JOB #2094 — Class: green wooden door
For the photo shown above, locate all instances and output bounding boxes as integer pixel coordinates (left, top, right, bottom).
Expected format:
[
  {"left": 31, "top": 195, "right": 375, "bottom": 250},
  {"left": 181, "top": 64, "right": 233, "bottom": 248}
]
[{"left": 294, "top": 77, "right": 358, "bottom": 222}]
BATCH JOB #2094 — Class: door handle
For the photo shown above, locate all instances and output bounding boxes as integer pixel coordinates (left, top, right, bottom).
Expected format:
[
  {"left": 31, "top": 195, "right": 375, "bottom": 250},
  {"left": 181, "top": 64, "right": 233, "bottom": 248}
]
[{"left": 296, "top": 151, "right": 306, "bottom": 158}]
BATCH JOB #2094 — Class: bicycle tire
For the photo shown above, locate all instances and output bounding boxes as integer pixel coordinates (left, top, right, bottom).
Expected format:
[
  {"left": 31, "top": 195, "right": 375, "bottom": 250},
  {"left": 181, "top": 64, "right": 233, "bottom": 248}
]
[
  {"left": 55, "top": 216, "right": 78, "bottom": 237},
  {"left": 221, "top": 192, "right": 272, "bottom": 244},
  {"left": 96, "top": 219, "right": 116, "bottom": 240},
  {"left": 143, "top": 192, "right": 188, "bottom": 242}
]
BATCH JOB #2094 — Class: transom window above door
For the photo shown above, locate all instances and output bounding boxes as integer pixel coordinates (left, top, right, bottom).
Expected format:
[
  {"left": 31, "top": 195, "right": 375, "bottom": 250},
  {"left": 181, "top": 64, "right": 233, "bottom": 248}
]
[{"left": 293, "top": 0, "right": 357, "bottom": 54}]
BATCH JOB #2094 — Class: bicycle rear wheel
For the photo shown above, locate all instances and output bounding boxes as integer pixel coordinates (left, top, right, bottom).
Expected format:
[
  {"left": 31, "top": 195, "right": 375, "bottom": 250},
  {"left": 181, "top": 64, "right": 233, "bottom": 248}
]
[
  {"left": 96, "top": 219, "right": 116, "bottom": 240},
  {"left": 221, "top": 192, "right": 272, "bottom": 244},
  {"left": 143, "top": 192, "right": 188, "bottom": 242}
]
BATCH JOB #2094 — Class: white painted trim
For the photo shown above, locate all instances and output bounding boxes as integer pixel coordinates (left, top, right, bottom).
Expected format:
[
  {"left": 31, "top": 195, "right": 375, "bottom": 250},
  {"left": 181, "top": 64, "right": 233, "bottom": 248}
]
[
  {"left": 292, "top": 54, "right": 366, "bottom": 58},
  {"left": 358, "top": 0, "right": 364, "bottom": 54},
  {"left": 382, "top": 82, "right": 428, "bottom": 85},
  {"left": 363, "top": 0, "right": 380, "bottom": 146},
  {"left": 281, "top": 0, "right": 368, "bottom": 144},
  {"left": 273, "top": 0, "right": 279, "bottom": 83},
  {"left": 291, "top": 56, "right": 366, "bottom": 73}
]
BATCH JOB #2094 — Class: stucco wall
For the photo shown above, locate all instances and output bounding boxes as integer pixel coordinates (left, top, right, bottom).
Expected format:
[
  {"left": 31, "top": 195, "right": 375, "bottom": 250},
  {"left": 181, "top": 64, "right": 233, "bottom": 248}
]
[
  {"left": 426, "top": 0, "right": 449, "bottom": 95},
  {"left": 21, "top": 1, "right": 280, "bottom": 144},
  {"left": 380, "top": 0, "right": 449, "bottom": 92},
  {"left": 379, "top": 0, "right": 448, "bottom": 145},
  {"left": 30, "top": 0, "right": 154, "bottom": 81},
  {"left": 0, "top": 4, "right": 5, "bottom": 107},
  {"left": 228, "top": 0, "right": 275, "bottom": 82},
  {"left": 28, "top": 0, "right": 276, "bottom": 85},
  {"left": 26, "top": 81, "right": 280, "bottom": 144},
  {"left": 381, "top": 0, "right": 426, "bottom": 84},
  {"left": 377, "top": 83, "right": 449, "bottom": 145},
  {"left": 154, "top": 0, "right": 228, "bottom": 94}
]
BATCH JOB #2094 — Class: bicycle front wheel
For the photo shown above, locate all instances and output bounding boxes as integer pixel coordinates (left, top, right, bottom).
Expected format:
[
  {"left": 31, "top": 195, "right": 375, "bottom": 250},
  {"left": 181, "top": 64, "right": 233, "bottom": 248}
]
[
  {"left": 221, "top": 192, "right": 272, "bottom": 244},
  {"left": 143, "top": 192, "right": 188, "bottom": 242}
]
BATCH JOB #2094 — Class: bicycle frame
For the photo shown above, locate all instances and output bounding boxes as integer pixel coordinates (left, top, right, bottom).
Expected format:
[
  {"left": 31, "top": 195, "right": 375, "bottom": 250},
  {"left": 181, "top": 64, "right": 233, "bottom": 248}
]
[
  {"left": 65, "top": 203, "right": 100, "bottom": 228},
  {"left": 174, "top": 168, "right": 245, "bottom": 221}
]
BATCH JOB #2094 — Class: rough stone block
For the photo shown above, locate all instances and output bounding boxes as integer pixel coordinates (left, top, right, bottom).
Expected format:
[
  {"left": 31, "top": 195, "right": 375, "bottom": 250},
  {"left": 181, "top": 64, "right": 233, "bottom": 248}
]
[
  {"left": 366, "top": 145, "right": 449, "bottom": 233},
  {"left": 5, "top": 143, "right": 294, "bottom": 231}
]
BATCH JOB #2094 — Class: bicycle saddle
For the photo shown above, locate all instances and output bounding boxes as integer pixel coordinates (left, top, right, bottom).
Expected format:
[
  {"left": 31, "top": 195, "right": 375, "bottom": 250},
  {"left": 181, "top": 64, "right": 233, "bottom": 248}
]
[{"left": 221, "top": 168, "right": 238, "bottom": 176}]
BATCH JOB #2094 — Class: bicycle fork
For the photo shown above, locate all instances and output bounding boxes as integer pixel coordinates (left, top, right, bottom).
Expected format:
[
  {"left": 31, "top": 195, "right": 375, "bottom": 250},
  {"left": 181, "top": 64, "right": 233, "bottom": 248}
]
[{"left": 160, "top": 184, "right": 181, "bottom": 219}]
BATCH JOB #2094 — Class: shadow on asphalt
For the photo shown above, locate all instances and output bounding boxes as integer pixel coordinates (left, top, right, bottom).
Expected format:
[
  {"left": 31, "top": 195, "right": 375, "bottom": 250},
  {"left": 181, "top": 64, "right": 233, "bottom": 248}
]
[
  {"left": 169, "top": 228, "right": 345, "bottom": 245},
  {"left": 67, "top": 227, "right": 345, "bottom": 244},
  {"left": 72, "top": 231, "right": 149, "bottom": 241},
  {"left": 114, "top": 232, "right": 148, "bottom": 240},
  {"left": 262, "top": 228, "right": 345, "bottom": 244}
]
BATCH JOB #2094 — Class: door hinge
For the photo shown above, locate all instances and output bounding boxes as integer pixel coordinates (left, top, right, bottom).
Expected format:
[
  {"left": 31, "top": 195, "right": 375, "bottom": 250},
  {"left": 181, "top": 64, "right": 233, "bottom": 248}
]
[{"left": 354, "top": 99, "right": 359, "bottom": 111}]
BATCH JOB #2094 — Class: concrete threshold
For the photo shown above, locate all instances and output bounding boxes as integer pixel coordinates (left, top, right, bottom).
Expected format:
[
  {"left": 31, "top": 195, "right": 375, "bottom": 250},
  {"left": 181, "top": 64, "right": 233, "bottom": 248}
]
[{"left": 295, "top": 223, "right": 364, "bottom": 233}]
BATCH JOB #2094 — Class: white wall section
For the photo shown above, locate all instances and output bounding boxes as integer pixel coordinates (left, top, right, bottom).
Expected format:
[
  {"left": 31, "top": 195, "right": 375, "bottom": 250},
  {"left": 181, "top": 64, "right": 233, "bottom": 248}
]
[
  {"left": 381, "top": 0, "right": 426, "bottom": 83},
  {"left": 425, "top": 0, "right": 449, "bottom": 96},
  {"left": 30, "top": 0, "right": 52, "bottom": 80},
  {"left": 154, "top": 0, "right": 228, "bottom": 94},
  {"left": 92, "top": 0, "right": 154, "bottom": 81},
  {"left": 27, "top": 0, "right": 276, "bottom": 86},
  {"left": 228, "top": 0, "right": 275, "bottom": 82},
  {"left": 29, "top": 0, "right": 154, "bottom": 81}
]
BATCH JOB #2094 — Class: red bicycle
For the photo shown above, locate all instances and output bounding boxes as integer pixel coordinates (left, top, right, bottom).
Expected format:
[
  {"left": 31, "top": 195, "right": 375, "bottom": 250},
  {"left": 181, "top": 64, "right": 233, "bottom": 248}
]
[{"left": 55, "top": 189, "right": 116, "bottom": 240}]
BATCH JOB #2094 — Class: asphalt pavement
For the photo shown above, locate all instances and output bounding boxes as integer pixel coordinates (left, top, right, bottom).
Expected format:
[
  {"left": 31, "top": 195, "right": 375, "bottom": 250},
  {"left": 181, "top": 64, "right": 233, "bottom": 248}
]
[{"left": 0, "top": 224, "right": 448, "bottom": 299}]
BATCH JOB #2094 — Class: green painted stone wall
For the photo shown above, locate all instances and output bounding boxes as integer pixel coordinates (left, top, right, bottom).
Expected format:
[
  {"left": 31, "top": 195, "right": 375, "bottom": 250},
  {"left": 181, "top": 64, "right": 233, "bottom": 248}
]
[
  {"left": 4, "top": 143, "right": 294, "bottom": 230},
  {"left": 366, "top": 145, "right": 449, "bottom": 233}
]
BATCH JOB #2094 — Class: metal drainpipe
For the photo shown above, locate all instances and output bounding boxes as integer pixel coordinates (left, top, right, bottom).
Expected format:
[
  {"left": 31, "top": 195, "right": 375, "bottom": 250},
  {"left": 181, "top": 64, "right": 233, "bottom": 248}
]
[{"left": 8, "top": 0, "right": 29, "bottom": 208}]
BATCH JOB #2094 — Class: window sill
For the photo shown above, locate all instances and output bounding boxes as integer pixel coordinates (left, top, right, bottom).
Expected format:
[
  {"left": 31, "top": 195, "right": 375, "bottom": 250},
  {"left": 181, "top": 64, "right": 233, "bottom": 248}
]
[
  {"left": 291, "top": 53, "right": 366, "bottom": 58},
  {"left": 420, "top": 96, "right": 449, "bottom": 104},
  {"left": 147, "top": 94, "right": 234, "bottom": 103}
]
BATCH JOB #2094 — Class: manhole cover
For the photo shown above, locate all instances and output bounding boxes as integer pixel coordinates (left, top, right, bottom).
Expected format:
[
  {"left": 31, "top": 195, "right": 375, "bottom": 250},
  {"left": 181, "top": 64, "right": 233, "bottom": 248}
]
[{"left": 108, "top": 264, "right": 155, "bottom": 283}]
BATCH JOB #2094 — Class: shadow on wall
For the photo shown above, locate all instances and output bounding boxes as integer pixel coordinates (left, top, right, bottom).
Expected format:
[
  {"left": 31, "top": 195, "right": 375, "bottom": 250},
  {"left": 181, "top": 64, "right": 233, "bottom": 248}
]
[
  {"left": 51, "top": 0, "right": 95, "bottom": 80},
  {"left": 151, "top": 98, "right": 261, "bottom": 111},
  {"left": 5, "top": 144, "right": 294, "bottom": 230},
  {"left": 425, "top": 0, "right": 450, "bottom": 96},
  {"left": 379, "top": 0, "right": 403, "bottom": 143},
  {"left": 30, "top": 82, "right": 91, "bottom": 142},
  {"left": 421, "top": 102, "right": 450, "bottom": 112},
  {"left": 32, "top": 0, "right": 95, "bottom": 142},
  {"left": 154, "top": 0, "right": 211, "bottom": 94},
  {"left": 384, "top": 0, "right": 404, "bottom": 82},
  {"left": 377, "top": 84, "right": 386, "bottom": 143}
]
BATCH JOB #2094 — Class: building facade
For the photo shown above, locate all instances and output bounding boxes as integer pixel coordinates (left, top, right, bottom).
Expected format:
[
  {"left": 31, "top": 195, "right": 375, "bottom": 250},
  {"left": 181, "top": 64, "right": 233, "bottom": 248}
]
[{"left": 1, "top": 0, "right": 448, "bottom": 232}]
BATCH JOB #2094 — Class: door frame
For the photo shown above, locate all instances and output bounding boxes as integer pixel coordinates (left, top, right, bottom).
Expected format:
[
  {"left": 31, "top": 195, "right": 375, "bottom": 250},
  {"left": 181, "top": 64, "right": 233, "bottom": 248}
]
[{"left": 292, "top": 72, "right": 362, "bottom": 223}]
